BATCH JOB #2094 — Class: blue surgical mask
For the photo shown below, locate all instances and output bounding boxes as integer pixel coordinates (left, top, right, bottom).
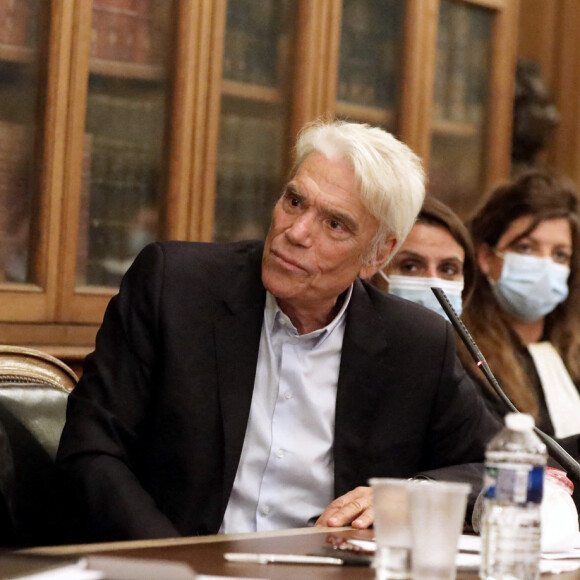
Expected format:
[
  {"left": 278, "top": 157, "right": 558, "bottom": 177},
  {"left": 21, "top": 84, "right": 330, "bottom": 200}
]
[
  {"left": 490, "top": 252, "right": 570, "bottom": 322},
  {"left": 380, "top": 272, "right": 464, "bottom": 320}
]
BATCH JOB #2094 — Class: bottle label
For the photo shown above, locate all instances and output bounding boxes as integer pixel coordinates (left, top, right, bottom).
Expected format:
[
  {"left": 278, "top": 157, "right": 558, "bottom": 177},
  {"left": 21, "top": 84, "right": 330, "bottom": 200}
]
[{"left": 483, "top": 463, "right": 544, "bottom": 504}]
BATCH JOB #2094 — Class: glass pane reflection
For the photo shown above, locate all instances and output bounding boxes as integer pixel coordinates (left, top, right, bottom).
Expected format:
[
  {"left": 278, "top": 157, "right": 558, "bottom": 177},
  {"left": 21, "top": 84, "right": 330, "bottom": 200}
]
[
  {"left": 214, "top": 113, "right": 284, "bottom": 242},
  {"left": 428, "top": 1, "right": 493, "bottom": 220},
  {"left": 336, "top": 0, "right": 404, "bottom": 132},
  {"left": 0, "top": 0, "right": 42, "bottom": 284},
  {"left": 214, "top": 0, "right": 293, "bottom": 242},
  {"left": 77, "top": 0, "right": 171, "bottom": 288}
]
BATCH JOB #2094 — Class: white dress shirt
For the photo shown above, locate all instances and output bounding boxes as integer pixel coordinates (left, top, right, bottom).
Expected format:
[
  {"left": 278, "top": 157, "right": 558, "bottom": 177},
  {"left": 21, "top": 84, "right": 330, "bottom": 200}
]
[{"left": 220, "top": 287, "right": 352, "bottom": 533}]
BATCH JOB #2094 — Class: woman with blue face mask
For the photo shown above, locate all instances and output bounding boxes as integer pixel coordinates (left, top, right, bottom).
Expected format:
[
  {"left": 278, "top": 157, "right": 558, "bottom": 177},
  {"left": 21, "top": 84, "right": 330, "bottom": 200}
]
[
  {"left": 460, "top": 171, "right": 580, "bottom": 458},
  {"left": 371, "top": 196, "right": 476, "bottom": 321}
]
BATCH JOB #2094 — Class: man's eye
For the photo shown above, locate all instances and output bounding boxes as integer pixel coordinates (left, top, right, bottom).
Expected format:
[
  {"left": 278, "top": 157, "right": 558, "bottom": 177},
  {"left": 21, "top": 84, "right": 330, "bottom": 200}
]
[
  {"left": 284, "top": 192, "right": 302, "bottom": 209},
  {"left": 326, "top": 219, "right": 350, "bottom": 236}
]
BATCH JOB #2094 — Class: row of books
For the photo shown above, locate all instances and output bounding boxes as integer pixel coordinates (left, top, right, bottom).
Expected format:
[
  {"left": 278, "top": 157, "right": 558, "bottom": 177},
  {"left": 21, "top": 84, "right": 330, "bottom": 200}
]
[
  {"left": 433, "top": 2, "right": 492, "bottom": 124},
  {"left": 222, "top": 0, "right": 291, "bottom": 86},
  {"left": 0, "top": 0, "right": 168, "bottom": 64},
  {"left": 428, "top": 134, "right": 484, "bottom": 221},
  {"left": 86, "top": 92, "right": 164, "bottom": 143},
  {"left": 91, "top": 0, "right": 169, "bottom": 65},
  {"left": 213, "top": 173, "right": 277, "bottom": 242},
  {"left": 74, "top": 132, "right": 160, "bottom": 286},
  {"left": 214, "top": 113, "right": 285, "bottom": 241},
  {"left": 337, "top": 0, "right": 491, "bottom": 124},
  {"left": 75, "top": 135, "right": 93, "bottom": 286},
  {"left": 338, "top": 0, "right": 403, "bottom": 108},
  {"left": 86, "top": 135, "right": 157, "bottom": 244},
  {"left": 217, "top": 113, "right": 284, "bottom": 177},
  {"left": 79, "top": 89, "right": 164, "bottom": 286},
  {"left": 0, "top": 0, "right": 39, "bottom": 48}
]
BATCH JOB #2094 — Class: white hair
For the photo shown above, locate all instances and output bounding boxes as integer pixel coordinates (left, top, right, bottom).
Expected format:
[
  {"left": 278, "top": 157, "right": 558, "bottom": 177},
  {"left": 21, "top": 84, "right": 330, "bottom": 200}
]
[{"left": 293, "top": 120, "right": 426, "bottom": 264}]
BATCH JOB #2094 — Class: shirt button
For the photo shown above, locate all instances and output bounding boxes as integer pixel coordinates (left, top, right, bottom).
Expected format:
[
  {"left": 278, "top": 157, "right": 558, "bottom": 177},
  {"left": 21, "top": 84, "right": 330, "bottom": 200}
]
[
  {"left": 261, "top": 506, "right": 270, "bottom": 516},
  {"left": 284, "top": 391, "right": 292, "bottom": 399},
  {"left": 276, "top": 449, "right": 284, "bottom": 458}
]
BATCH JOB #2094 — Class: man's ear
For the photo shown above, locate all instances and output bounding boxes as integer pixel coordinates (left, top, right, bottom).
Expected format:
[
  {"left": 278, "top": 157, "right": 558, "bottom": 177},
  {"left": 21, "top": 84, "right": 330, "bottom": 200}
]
[
  {"left": 359, "top": 235, "right": 397, "bottom": 280},
  {"left": 477, "top": 243, "right": 494, "bottom": 276}
]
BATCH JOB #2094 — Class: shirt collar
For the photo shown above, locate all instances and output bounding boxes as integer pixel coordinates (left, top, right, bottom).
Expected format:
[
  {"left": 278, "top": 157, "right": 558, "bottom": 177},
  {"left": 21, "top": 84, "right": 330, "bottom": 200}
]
[{"left": 264, "top": 285, "right": 353, "bottom": 347}]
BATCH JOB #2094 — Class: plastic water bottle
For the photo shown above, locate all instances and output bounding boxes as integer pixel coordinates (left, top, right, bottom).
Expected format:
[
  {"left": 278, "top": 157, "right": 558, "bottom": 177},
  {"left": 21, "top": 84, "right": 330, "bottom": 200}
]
[{"left": 479, "top": 413, "right": 547, "bottom": 580}]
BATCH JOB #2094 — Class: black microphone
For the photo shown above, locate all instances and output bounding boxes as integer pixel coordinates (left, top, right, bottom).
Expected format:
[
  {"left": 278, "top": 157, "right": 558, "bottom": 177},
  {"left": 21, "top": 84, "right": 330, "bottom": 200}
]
[{"left": 431, "top": 286, "right": 580, "bottom": 484}]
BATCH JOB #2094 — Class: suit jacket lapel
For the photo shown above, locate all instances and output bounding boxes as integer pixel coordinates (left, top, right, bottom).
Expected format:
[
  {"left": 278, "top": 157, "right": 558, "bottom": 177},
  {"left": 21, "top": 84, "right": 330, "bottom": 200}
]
[
  {"left": 334, "top": 279, "right": 391, "bottom": 496},
  {"left": 214, "top": 245, "right": 266, "bottom": 510}
]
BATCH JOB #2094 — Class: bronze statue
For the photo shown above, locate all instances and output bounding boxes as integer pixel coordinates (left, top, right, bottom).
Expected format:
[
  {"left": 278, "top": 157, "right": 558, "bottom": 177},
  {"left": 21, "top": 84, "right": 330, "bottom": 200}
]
[{"left": 512, "top": 58, "right": 560, "bottom": 169}]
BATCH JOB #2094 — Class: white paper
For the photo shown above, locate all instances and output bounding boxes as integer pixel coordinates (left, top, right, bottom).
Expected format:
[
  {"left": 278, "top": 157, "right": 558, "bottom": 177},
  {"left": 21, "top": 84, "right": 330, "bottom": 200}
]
[
  {"left": 21, "top": 571, "right": 103, "bottom": 580},
  {"left": 347, "top": 533, "right": 580, "bottom": 572}
]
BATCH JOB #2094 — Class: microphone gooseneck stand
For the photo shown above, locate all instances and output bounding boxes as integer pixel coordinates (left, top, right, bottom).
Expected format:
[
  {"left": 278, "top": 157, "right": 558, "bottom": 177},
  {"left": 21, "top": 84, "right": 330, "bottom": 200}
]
[{"left": 431, "top": 286, "right": 580, "bottom": 485}]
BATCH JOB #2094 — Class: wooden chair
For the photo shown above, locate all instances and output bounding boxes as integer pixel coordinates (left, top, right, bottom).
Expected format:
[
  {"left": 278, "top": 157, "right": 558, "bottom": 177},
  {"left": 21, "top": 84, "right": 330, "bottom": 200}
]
[{"left": 0, "top": 346, "right": 78, "bottom": 547}]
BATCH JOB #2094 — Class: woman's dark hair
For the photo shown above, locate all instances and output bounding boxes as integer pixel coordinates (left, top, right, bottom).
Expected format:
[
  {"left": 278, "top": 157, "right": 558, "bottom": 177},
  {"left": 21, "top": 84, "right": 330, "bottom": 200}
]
[
  {"left": 461, "top": 170, "right": 580, "bottom": 416},
  {"left": 470, "top": 171, "right": 579, "bottom": 250}
]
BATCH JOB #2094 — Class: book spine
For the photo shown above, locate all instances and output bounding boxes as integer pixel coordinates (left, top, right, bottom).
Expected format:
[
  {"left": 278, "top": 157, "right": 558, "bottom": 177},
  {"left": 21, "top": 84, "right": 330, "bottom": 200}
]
[
  {"left": 446, "top": 4, "right": 470, "bottom": 122},
  {"left": 223, "top": 0, "right": 281, "bottom": 87},
  {"left": 0, "top": 121, "right": 33, "bottom": 282},
  {"left": 0, "top": 0, "right": 30, "bottom": 46},
  {"left": 338, "top": 0, "right": 375, "bottom": 105},
  {"left": 378, "top": 12, "right": 401, "bottom": 108},
  {"left": 246, "top": 0, "right": 276, "bottom": 85},
  {"left": 75, "top": 134, "right": 93, "bottom": 284},
  {"left": 215, "top": 113, "right": 241, "bottom": 241},
  {"left": 433, "top": 1, "right": 450, "bottom": 121},
  {"left": 466, "top": 10, "right": 491, "bottom": 125}
]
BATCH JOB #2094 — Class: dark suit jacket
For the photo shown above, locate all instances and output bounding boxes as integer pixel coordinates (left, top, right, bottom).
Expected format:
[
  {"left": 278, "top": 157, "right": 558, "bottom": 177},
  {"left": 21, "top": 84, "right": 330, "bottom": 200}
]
[{"left": 57, "top": 241, "right": 500, "bottom": 542}]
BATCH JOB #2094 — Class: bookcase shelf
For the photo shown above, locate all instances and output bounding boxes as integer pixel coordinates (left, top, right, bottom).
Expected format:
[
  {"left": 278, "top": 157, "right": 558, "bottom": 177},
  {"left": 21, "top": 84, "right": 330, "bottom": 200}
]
[
  {"left": 336, "top": 101, "right": 395, "bottom": 126},
  {"left": 0, "top": 0, "right": 518, "bottom": 372},
  {"left": 0, "top": 43, "right": 35, "bottom": 64},
  {"left": 221, "top": 79, "right": 281, "bottom": 105},
  {"left": 0, "top": 282, "right": 42, "bottom": 293},
  {"left": 89, "top": 58, "right": 165, "bottom": 82},
  {"left": 431, "top": 118, "right": 479, "bottom": 138}
]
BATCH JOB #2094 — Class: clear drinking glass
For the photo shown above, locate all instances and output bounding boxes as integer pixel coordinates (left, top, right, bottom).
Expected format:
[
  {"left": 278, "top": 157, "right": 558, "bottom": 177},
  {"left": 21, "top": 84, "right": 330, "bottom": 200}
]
[
  {"left": 370, "top": 478, "right": 412, "bottom": 580},
  {"left": 408, "top": 481, "right": 470, "bottom": 580}
]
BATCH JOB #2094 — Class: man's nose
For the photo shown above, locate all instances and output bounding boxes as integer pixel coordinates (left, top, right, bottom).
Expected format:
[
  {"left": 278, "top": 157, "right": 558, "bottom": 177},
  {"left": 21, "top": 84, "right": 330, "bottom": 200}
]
[{"left": 286, "top": 212, "right": 315, "bottom": 245}]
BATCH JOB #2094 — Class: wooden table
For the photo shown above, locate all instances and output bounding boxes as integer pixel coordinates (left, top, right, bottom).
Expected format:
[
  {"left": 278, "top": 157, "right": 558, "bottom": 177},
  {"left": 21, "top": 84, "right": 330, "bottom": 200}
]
[{"left": 26, "top": 527, "right": 580, "bottom": 580}]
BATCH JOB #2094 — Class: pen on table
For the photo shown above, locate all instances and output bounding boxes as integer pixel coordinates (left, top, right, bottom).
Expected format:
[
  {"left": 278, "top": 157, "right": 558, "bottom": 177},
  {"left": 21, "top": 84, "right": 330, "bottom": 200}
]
[{"left": 224, "top": 552, "right": 344, "bottom": 566}]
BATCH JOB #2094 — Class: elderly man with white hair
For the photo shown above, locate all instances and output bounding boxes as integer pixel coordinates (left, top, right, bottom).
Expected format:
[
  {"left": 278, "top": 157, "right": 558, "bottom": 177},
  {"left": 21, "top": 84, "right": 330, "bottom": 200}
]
[{"left": 57, "top": 120, "right": 501, "bottom": 542}]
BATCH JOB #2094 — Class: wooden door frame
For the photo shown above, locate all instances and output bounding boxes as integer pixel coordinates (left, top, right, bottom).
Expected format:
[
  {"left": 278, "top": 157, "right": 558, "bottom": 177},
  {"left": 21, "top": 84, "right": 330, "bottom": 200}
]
[{"left": 0, "top": 0, "right": 74, "bottom": 322}]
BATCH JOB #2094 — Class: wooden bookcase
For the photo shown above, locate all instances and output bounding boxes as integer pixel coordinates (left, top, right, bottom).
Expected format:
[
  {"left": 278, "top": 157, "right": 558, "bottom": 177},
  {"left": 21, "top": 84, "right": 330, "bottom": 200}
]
[{"left": 0, "top": 0, "right": 519, "bottom": 373}]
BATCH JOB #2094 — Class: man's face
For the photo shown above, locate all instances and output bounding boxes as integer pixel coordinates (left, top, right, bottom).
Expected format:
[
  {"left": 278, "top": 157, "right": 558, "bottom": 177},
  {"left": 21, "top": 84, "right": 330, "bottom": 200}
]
[{"left": 262, "top": 152, "right": 394, "bottom": 315}]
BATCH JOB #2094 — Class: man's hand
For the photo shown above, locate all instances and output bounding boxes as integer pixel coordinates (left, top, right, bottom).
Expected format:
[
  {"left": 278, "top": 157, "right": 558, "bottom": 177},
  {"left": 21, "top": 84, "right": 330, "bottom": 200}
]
[{"left": 315, "top": 486, "right": 373, "bottom": 528}]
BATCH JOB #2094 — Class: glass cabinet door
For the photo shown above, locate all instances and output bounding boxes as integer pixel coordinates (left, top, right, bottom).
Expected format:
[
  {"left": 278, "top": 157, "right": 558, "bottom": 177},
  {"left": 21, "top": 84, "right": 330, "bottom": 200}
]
[
  {"left": 76, "top": 0, "right": 172, "bottom": 288},
  {"left": 336, "top": 0, "right": 405, "bottom": 132},
  {"left": 213, "top": 0, "right": 295, "bottom": 242},
  {"left": 428, "top": 0, "right": 493, "bottom": 219},
  {"left": 0, "top": 0, "right": 43, "bottom": 285}
]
